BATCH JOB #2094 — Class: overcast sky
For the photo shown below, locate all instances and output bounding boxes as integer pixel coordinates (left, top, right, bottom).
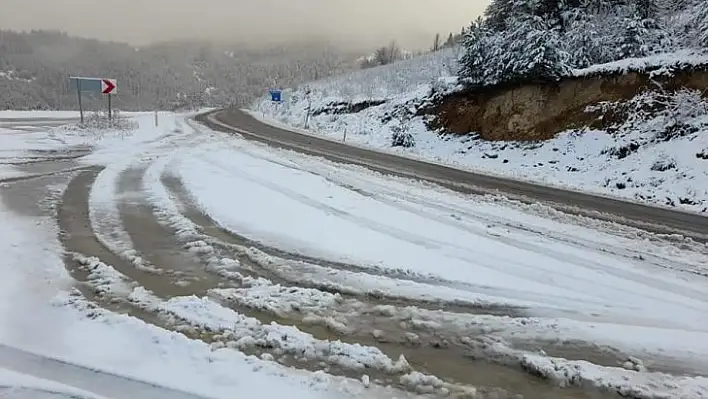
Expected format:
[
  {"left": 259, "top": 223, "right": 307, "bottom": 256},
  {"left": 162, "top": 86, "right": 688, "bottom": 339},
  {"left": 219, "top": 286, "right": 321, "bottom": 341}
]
[{"left": 0, "top": 0, "right": 490, "bottom": 49}]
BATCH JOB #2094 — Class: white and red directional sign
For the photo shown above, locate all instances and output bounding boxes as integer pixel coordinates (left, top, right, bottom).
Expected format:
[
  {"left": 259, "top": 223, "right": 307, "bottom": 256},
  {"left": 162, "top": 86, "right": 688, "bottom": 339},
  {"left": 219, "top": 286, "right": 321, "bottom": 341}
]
[
  {"left": 69, "top": 76, "right": 117, "bottom": 95},
  {"left": 101, "top": 79, "right": 117, "bottom": 94}
]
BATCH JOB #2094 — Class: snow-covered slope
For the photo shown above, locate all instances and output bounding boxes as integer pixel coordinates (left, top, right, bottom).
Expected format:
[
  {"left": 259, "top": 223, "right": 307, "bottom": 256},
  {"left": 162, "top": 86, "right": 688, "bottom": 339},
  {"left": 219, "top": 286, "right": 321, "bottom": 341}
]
[{"left": 249, "top": 49, "right": 708, "bottom": 214}]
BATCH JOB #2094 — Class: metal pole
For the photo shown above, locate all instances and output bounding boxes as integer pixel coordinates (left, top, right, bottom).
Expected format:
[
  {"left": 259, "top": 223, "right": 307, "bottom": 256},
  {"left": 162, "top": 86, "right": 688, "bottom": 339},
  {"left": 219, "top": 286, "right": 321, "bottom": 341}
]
[
  {"left": 108, "top": 94, "right": 112, "bottom": 121},
  {"left": 304, "top": 98, "right": 311, "bottom": 129},
  {"left": 154, "top": 110, "right": 158, "bottom": 127},
  {"left": 76, "top": 79, "right": 84, "bottom": 124}
]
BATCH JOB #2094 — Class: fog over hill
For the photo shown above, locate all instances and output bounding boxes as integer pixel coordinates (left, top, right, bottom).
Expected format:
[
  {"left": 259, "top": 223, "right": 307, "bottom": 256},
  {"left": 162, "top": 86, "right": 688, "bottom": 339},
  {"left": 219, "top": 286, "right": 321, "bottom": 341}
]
[
  {"left": 0, "top": 0, "right": 487, "bottom": 111},
  {"left": 0, "top": 0, "right": 489, "bottom": 50},
  {"left": 0, "top": 30, "right": 365, "bottom": 111}
]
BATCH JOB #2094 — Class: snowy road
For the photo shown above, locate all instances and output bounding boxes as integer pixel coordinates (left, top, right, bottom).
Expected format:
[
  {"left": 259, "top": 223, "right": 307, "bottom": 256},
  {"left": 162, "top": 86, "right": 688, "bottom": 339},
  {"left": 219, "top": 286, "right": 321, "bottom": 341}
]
[
  {"left": 1, "top": 112, "right": 707, "bottom": 398},
  {"left": 202, "top": 109, "right": 708, "bottom": 243}
]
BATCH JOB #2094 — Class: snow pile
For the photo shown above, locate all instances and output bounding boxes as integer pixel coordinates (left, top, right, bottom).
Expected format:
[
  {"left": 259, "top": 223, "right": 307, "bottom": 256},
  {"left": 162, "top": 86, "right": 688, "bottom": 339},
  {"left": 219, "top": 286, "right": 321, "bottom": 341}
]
[
  {"left": 159, "top": 295, "right": 413, "bottom": 374},
  {"left": 520, "top": 354, "right": 708, "bottom": 399}
]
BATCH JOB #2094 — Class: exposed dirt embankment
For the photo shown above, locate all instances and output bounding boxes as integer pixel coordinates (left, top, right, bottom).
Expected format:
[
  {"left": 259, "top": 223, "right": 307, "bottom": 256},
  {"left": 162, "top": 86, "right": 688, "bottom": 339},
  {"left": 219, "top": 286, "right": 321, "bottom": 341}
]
[{"left": 429, "top": 67, "right": 708, "bottom": 141}]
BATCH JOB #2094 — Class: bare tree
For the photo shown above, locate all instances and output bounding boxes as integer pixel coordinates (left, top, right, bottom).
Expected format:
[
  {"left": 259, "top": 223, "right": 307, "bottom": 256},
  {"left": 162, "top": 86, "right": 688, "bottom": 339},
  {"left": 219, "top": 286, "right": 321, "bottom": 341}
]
[
  {"left": 373, "top": 41, "right": 401, "bottom": 66},
  {"left": 432, "top": 33, "right": 441, "bottom": 52}
]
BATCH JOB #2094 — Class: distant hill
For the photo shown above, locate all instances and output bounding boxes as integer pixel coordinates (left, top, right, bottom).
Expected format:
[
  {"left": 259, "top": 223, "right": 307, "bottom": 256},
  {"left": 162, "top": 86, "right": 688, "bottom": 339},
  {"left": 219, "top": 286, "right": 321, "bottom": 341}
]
[{"left": 0, "top": 30, "right": 361, "bottom": 111}]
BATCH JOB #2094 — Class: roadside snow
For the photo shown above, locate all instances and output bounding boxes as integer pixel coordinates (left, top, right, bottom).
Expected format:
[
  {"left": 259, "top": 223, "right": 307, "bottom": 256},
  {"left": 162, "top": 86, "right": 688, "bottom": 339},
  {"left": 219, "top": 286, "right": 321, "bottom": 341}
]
[
  {"left": 0, "top": 111, "right": 153, "bottom": 119},
  {"left": 0, "top": 367, "right": 107, "bottom": 399},
  {"left": 249, "top": 50, "right": 708, "bottom": 213},
  {"left": 0, "top": 111, "right": 82, "bottom": 119}
]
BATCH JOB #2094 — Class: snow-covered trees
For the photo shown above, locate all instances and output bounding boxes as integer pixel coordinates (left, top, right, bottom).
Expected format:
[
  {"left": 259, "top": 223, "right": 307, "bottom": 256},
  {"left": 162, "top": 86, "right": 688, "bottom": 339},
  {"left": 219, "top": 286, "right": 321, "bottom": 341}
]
[
  {"left": 503, "top": 15, "right": 571, "bottom": 82},
  {"left": 459, "top": 15, "right": 570, "bottom": 86},
  {"left": 676, "top": 0, "right": 708, "bottom": 48},
  {"left": 620, "top": 14, "right": 648, "bottom": 58},
  {"left": 457, "top": 18, "right": 491, "bottom": 85},
  {"left": 457, "top": 0, "right": 688, "bottom": 87}
]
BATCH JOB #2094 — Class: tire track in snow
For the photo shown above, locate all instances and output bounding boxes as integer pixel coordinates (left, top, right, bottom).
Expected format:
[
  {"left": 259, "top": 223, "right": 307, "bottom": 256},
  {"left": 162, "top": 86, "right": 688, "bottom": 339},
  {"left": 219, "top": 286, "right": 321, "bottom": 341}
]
[
  {"left": 139, "top": 148, "right": 663, "bottom": 398},
  {"left": 184, "top": 147, "right": 708, "bottom": 321},
  {"left": 231, "top": 139, "right": 708, "bottom": 293}
]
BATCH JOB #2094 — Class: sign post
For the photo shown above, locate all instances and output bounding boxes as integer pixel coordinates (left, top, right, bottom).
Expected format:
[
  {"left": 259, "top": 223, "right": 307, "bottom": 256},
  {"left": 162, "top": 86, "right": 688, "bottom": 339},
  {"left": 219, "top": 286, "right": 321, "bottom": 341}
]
[
  {"left": 69, "top": 76, "right": 118, "bottom": 124},
  {"left": 75, "top": 79, "right": 84, "bottom": 124},
  {"left": 101, "top": 79, "right": 117, "bottom": 121}
]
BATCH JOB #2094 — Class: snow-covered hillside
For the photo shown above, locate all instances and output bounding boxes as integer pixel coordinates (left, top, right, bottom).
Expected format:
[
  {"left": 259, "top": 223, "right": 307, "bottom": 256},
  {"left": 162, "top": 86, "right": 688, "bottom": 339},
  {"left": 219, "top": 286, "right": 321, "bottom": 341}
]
[{"left": 250, "top": 47, "right": 708, "bottom": 214}]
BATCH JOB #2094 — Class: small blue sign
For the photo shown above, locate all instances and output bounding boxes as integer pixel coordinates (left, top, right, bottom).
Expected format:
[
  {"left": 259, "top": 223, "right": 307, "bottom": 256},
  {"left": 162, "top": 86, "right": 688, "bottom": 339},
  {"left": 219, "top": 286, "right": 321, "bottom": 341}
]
[
  {"left": 70, "top": 77, "right": 102, "bottom": 92},
  {"left": 269, "top": 89, "right": 282, "bottom": 102}
]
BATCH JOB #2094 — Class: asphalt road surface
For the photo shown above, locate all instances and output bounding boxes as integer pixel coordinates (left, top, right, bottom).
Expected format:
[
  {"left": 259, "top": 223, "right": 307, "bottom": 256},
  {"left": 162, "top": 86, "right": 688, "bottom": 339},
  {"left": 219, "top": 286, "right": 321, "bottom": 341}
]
[{"left": 197, "top": 108, "right": 708, "bottom": 243}]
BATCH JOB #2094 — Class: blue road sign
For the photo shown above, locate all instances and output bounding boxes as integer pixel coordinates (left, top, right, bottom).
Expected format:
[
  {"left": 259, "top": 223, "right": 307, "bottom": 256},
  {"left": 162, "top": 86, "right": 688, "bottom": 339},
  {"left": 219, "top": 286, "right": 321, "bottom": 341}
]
[
  {"left": 269, "top": 89, "right": 282, "bottom": 102},
  {"left": 70, "top": 77, "right": 102, "bottom": 92}
]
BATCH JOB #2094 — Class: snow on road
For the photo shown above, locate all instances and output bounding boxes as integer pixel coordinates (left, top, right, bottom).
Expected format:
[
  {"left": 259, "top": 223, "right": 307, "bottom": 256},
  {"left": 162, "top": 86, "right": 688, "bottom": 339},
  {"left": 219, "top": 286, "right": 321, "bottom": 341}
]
[
  {"left": 0, "top": 111, "right": 707, "bottom": 398},
  {"left": 0, "top": 113, "right": 415, "bottom": 399},
  {"left": 170, "top": 122, "right": 708, "bottom": 366}
]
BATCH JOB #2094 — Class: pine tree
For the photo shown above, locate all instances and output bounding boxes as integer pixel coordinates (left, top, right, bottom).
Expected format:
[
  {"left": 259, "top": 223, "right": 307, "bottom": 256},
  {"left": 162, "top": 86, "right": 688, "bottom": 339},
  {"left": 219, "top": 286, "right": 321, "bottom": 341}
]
[
  {"left": 500, "top": 15, "right": 572, "bottom": 83},
  {"left": 583, "top": 0, "right": 626, "bottom": 15},
  {"left": 484, "top": 0, "right": 518, "bottom": 31},
  {"left": 620, "top": 11, "right": 651, "bottom": 58},
  {"left": 444, "top": 33, "right": 455, "bottom": 47},
  {"left": 457, "top": 18, "right": 491, "bottom": 85},
  {"left": 633, "top": 0, "right": 660, "bottom": 19},
  {"left": 531, "top": 0, "right": 582, "bottom": 29},
  {"left": 689, "top": 1, "right": 708, "bottom": 47}
]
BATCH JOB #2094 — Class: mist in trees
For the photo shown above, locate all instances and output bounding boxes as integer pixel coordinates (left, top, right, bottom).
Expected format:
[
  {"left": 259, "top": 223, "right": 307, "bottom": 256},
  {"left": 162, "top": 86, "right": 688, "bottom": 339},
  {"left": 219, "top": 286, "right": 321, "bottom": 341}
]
[{"left": 0, "top": 30, "right": 361, "bottom": 111}]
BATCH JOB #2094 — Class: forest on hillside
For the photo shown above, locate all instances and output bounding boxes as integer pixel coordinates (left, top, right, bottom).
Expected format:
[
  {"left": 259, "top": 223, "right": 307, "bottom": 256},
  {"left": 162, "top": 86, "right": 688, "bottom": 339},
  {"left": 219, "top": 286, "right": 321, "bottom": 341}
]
[
  {"left": 458, "top": 0, "right": 708, "bottom": 87},
  {"left": 0, "top": 30, "right": 360, "bottom": 111}
]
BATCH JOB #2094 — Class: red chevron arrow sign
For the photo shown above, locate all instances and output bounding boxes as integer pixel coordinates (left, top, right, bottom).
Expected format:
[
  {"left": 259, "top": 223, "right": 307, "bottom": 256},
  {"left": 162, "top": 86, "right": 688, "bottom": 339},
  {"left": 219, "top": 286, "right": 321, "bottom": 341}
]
[{"left": 101, "top": 79, "right": 117, "bottom": 94}]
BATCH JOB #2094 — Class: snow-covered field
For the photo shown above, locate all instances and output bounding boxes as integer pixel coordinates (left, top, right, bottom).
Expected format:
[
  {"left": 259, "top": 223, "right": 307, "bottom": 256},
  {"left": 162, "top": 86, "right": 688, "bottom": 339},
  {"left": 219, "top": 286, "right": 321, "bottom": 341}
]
[
  {"left": 1, "top": 111, "right": 708, "bottom": 398},
  {"left": 250, "top": 49, "right": 708, "bottom": 214}
]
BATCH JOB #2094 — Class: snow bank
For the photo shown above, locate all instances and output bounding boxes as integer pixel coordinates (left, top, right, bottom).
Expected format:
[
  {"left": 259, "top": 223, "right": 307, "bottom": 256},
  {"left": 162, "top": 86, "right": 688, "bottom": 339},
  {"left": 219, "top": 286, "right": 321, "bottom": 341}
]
[{"left": 574, "top": 49, "right": 708, "bottom": 77}]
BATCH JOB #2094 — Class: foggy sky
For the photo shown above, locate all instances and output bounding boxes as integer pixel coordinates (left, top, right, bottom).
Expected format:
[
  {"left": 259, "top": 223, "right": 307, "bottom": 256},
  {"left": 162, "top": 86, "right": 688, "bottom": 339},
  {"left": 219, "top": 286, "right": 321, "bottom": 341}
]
[{"left": 0, "top": 0, "right": 489, "bottom": 50}]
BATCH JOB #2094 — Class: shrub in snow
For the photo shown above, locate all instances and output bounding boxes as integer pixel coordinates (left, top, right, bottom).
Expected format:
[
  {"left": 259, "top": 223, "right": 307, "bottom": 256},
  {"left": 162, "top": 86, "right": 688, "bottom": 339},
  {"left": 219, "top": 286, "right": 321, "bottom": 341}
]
[
  {"left": 592, "top": 88, "right": 708, "bottom": 163},
  {"left": 390, "top": 114, "right": 416, "bottom": 148},
  {"left": 659, "top": 87, "right": 708, "bottom": 123},
  {"left": 650, "top": 156, "right": 677, "bottom": 171},
  {"left": 391, "top": 130, "right": 415, "bottom": 148},
  {"left": 59, "top": 110, "right": 138, "bottom": 133}
]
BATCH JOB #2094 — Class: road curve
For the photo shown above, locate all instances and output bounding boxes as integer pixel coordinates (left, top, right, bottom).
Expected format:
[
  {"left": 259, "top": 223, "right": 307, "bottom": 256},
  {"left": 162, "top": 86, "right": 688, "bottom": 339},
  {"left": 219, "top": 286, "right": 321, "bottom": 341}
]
[{"left": 196, "top": 108, "right": 708, "bottom": 243}]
